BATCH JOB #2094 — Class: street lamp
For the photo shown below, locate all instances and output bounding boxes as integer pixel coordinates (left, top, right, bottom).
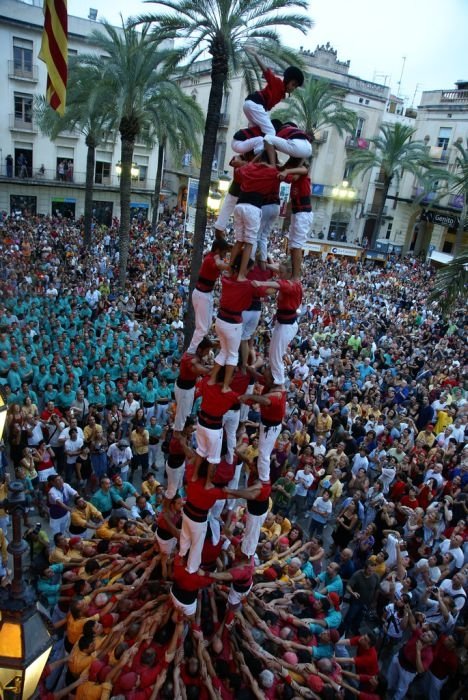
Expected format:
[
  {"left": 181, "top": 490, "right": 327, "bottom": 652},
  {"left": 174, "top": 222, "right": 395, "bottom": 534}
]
[
  {"left": 207, "top": 191, "right": 222, "bottom": 214},
  {"left": 332, "top": 180, "right": 356, "bottom": 201},
  {"left": 0, "top": 481, "right": 52, "bottom": 699},
  {"left": 217, "top": 172, "right": 231, "bottom": 195},
  {"left": 115, "top": 162, "right": 140, "bottom": 180}
]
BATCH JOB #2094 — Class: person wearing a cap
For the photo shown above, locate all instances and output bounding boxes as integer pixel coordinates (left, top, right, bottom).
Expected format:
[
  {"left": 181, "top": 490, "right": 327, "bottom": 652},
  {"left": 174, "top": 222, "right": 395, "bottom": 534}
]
[{"left": 107, "top": 438, "right": 132, "bottom": 481}]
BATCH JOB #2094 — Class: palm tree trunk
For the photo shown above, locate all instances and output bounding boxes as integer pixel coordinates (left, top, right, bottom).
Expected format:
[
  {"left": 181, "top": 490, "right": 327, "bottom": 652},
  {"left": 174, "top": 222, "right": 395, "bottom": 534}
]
[
  {"left": 371, "top": 178, "right": 392, "bottom": 249},
  {"left": 151, "top": 141, "right": 165, "bottom": 235},
  {"left": 83, "top": 135, "right": 96, "bottom": 247},
  {"left": 118, "top": 134, "right": 135, "bottom": 289},
  {"left": 184, "top": 51, "right": 227, "bottom": 347},
  {"left": 453, "top": 202, "right": 466, "bottom": 256}
]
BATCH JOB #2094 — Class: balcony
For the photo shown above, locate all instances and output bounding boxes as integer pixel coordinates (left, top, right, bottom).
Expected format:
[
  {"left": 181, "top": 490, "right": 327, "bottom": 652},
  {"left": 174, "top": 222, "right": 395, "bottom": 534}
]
[
  {"left": 428, "top": 146, "right": 451, "bottom": 163},
  {"left": 412, "top": 187, "right": 437, "bottom": 204},
  {"left": 366, "top": 204, "right": 388, "bottom": 217},
  {"left": 345, "top": 135, "right": 370, "bottom": 150},
  {"left": 9, "top": 114, "right": 37, "bottom": 133},
  {"left": 218, "top": 113, "right": 230, "bottom": 128},
  {"left": 0, "top": 167, "right": 155, "bottom": 194},
  {"left": 8, "top": 60, "right": 38, "bottom": 82}
]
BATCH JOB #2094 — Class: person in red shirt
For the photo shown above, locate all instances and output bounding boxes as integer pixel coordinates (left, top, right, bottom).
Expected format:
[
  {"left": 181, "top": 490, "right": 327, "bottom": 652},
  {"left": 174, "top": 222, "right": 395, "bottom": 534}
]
[
  {"left": 179, "top": 459, "right": 229, "bottom": 573},
  {"left": 171, "top": 551, "right": 215, "bottom": 615},
  {"left": 252, "top": 260, "right": 303, "bottom": 386},
  {"left": 222, "top": 366, "right": 251, "bottom": 464},
  {"left": 281, "top": 160, "right": 312, "bottom": 277},
  {"left": 387, "top": 626, "right": 437, "bottom": 700},
  {"left": 187, "top": 238, "right": 230, "bottom": 354},
  {"left": 212, "top": 260, "right": 254, "bottom": 390},
  {"left": 240, "top": 366, "right": 286, "bottom": 481},
  {"left": 155, "top": 494, "right": 183, "bottom": 578},
  {"left": 231, "top": 124, "right": 265, "bottom": 157},
  {"left": 240, "top": 262, "right": 273, "bottom": 368},
  {"left": 174, "top": 336, "right": 212, "bottom": 434},
  {"left": 214, "top": 154, "right": 250, "bottom": 240},
  {"left": 425, "top": 634, "right": 458, "bottom": 699},
  {"left": 242, "top": 49, "right": 303, "bottom": 147},
  {"left": 335, "top": 633, "right": 379, "bottom": 676},
  {"left": 226, "top": 462, "right": 271, "bottom": 557},
  {"left": 165, "top": 417, "right": 196, "bottom": 500},
  {"left": 231, "top": 155, "right": 280, "bottom": 281},
  {"left": 211, "top": 547, "right": 256, "bottom": 611}
]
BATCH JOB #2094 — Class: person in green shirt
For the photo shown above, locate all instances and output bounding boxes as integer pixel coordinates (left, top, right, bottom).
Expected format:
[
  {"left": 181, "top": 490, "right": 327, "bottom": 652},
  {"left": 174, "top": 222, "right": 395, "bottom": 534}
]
[
  {"left": 272, "top": 472, "right": 296, "bottom": 515},
  {"left": 90, "top": 476, "right": 114, "bottom": 518},
  {"left": 109, "top": 474, "right": 137, "bottom": 516}
]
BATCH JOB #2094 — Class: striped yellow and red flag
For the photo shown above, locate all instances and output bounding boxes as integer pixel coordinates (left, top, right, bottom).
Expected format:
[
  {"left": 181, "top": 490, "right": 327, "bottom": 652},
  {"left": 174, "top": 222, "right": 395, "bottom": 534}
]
[{"left": 39, "top": 0, "right": 68, "bottom": 115}]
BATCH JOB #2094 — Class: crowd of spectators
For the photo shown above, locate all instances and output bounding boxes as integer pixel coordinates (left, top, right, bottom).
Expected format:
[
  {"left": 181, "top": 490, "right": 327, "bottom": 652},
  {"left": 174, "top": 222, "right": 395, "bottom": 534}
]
[{"left": 0, "top": 208, "right": 466, "bottom": 699}]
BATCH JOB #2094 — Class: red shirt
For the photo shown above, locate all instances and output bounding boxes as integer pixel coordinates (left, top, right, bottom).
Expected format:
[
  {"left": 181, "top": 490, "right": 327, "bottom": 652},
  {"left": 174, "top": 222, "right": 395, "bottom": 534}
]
[
  {"left": 260, "top": 390, "right": 287, "bottom": 424},
  {"left": 196, "top": 252, "right": 220, "bottom": 292},
  {"left": 178, "top": 352, "right": 200, "bottom": 384},
  {"left": 400, "top": 629, "right": 433, "bottom": 672},
  {"left": 276, "top": 278, "right": 303, "bottom": 322},
  {"left": 185, "top": 479, "right": 226, "bottom": 514},
  {"left": 289, "top": 174, "right": 312, "bottom": 213},
  {"left": 233, "top": 125, "right": 263, "bottom": 141},
  {"left": 248, "top": 68, "right": 285, "bottom": 111},
  {"left": 218, "top": 276, "right": 254, "bottom": 322},
  {"left": 173, "top": 558, "right": 214, "bottom": 591},
  {"left": 277, "top": 125, "right": 309, "bottom": 141},
  {"left": 213, "top": 458, "right": 236, "bottom": 486},
  {"left": 248, "top": 266, "right": 273, "bottom": 309},
  {"left": 350, "top": 636, "right": 379, "bottom": 676},
  {"left": 198, "top": 377, "right": 239, "bottom": 420},
  {"left": 430, "top": 635, "right": 458, "bottom": 679},
  {"left": 237, "top": 162, "right": 280, "bottom": 204}
]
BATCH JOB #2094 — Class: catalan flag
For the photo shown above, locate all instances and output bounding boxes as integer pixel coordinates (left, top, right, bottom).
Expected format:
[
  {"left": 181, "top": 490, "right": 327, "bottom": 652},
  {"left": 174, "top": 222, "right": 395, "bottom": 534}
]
[{"left": 39, "top": 0, "right": 68, "bottom": 115}]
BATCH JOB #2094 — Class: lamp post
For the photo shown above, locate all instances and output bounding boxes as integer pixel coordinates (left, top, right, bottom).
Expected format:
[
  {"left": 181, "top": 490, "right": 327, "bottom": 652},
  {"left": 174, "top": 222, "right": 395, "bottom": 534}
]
[
  {"left": 207, "top": 191, "right": 222, "bottom": 216},
  {"left": 0, "top": 388, "right": 52, "bottom": 699},
  {"left": 329, "top": 180, "right": 357, "bottom": 242},
  {"left": 115, "top": 162, "right": 140, "bottom": 180}
]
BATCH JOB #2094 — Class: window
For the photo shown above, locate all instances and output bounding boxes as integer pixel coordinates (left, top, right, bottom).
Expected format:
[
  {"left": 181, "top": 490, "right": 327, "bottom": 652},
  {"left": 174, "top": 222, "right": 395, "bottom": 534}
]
[
  {"left": 13, "top": 37, "right": 33, "bottom": 77},
  {"left": 68, "top": 49, "right": 78, "bottom": 57},
  {"left": 385, "top": 221, "right": 392, "bottom": 240},
  {"left": 14, "top": 93, "right": 33, "bottom": 125},
  {"left": 355, "top": 117, "right": 365, "bottom": 139},
  {"left": 95, "top": 161, "right": 111, "bottom": 184},
  {"left": 56, "top": 157, "right": 74, "bottom": 182},
  {"left": 343, "top": 163, "right": 353, "bottom": 180},
  {"left": 437, "top": 127, "right": 452, "bottom": 150}
]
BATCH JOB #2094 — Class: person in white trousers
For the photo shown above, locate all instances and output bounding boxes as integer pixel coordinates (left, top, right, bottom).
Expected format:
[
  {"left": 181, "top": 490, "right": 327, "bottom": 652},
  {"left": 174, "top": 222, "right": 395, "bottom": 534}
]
[
  {"left": 174, "top": 337, "right": 212, "bottom": 434},
  {"left": 165, "top": 420, "right": 196, "bottom": 500}
]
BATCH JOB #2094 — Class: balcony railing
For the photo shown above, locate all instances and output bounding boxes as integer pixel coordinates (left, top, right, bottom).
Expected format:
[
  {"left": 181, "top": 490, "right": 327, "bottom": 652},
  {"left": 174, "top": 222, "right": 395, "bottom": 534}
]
[
  {"left": 366, "top": 204, "right": 388, "bottom": 217},
  {"left": 428, "top": 146, "right": 451, "bottom": 163},
  {"left": 9, "top": 114, "right": 37, "bottom": 132},
  {"left": 8, "top": 60, "right": 38, "bottom": 82},
  {"left": 0, "top": 167, "right": 156, "bottom": 191},
  {"left": 441, "top": 90, "right": 468, "bottom": 102},
  {"left": 346, "top": 135, "right": 370, "bottom": 150}
]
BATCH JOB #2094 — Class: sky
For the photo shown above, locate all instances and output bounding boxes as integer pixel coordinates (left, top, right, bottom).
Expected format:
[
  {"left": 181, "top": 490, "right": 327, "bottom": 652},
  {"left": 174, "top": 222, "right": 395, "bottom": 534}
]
[{"left": 68, "top": 0, "right": 468, "bottom": 107}]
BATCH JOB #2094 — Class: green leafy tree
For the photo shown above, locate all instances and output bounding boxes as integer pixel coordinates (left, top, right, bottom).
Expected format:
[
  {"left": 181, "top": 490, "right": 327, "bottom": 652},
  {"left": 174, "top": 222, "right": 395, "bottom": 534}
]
[
  {"left": 273, "top": 75, "right": 356, "bottom": 147},
  {"left": 149, "top": 88, "right": 204, "bottom": 234},
  {"left": 80, "top": 20, "right": 195, "bottom": 287},
  {"left": 347, "top": 122, "right": 431, "bottom": 248},
  {"left": 35, "top": 60, "right": 114, "bottom": 245},
  {"left": 428, "top": 247, "right": 467, "bottom": 315},
  {"left": 443, "top": 140, "right": 468, "bottom": 256},
  {"left": 138, "top": 0, "right": 313, "bottom": 344}
]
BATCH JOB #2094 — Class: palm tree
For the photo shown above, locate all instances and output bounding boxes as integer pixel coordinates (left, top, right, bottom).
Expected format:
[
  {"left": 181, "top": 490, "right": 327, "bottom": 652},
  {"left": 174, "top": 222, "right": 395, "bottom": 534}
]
[
  {"left": 446, "top": 141, "right": 468, "bottom": 256},
  {"left": 35, "top": 60, "right": 114, "bottom": 245},
  {"left": 428, "top": 247, "right": 468, "bottom": 315},
  {"left": 273, "top": 75, "right": 356, "bottom": 146},
  {"left": 80, "top": 20, "right": 194, "bottom": 288},
  {"left": 149, "top": 88, "right": 204, "bottom": 234},
  {"left": 138, "top": 0, "right": 312, "bottom": 344},
  {"left": 347, "top": 123, "right": 431, "bottom": 248}
]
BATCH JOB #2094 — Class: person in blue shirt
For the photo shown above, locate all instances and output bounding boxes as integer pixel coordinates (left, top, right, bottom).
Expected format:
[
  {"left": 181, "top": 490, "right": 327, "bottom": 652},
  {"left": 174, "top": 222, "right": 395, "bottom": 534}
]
[
  {"left": 7, "top": 363, "right": 23, "bottom": 393},
  {"left": 312, "top": 562, "right": 344, "bottom": 598},
  {"left": 109, "top": 474, "right": 137, "bottom": 516}
]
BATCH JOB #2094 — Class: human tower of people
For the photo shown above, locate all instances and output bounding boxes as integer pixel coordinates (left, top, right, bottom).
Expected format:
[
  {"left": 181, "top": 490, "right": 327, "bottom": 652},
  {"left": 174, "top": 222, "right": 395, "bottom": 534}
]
[{"left": 0, "top": 55, "right": 465, "bottom": 700}]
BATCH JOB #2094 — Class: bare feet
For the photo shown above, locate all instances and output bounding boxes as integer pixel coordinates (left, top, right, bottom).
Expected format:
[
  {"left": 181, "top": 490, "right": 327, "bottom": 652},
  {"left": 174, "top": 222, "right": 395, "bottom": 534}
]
[{"left": 221, "top": 385, "right": 231, "bottom": 393}]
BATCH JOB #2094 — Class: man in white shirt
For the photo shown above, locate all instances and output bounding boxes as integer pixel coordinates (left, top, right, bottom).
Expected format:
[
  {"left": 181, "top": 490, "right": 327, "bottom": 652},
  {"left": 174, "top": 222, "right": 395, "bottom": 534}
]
[
  {"left": 48, "top": 475, "right": 77, "bottom": 535},
  {"left": 351, "top": 448, "right": 369, "bottom": 476},
  {"left": 120, "top": 392, "right": 140, "bottom": 437},
  {"left": 439, "top": 572, "right": 467, "bottom": 612},
  {"left": 438, "top": 535, "right": 465, "bottom": 572},
  {"left": 311, "top": 436, "right": 326, "bottom": 458},
  {"left": 85, "top": 287, "right": 101, "bottom": 309},
  {"left": 309, "top": 491, "right": 333, "bottom": 536},
  {"left": 290, "top": 465, "right": 314, "bottom": 519},
  {"left": 424, "top": 463, "right": 444, "bottom": 489},
  {"left": 107, "top": 439, "right": 133, "bottom": 481},
  {"left": 58, "top": 418, "right": 84, "bottom": 444}
]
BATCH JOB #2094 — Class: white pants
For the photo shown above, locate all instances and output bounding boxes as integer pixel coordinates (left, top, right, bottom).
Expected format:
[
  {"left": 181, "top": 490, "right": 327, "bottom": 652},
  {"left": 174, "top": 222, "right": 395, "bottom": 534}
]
[
  {"left": 242, "top": 510, "right": 268, "bottom": 556},
  {"left": 264, "top": 134, "right": 312, "bottom": 159},
  {"left": 215, "top": 317, "right": 242, "bottom": 366},
  {"left": 257, "top": 203, "right": 280, "bottom": 261},
  {"left": 174, "top": 385, "right": 195, "bottom": 432},
  {"left": 387, "top": 655, "right": 417, "bottom": 700},
  {"left": 148, "top": 444, "right": 161, "bottom": 468},
  {"left": 171, "top": 590, "right": 197, "bottom": 617},
  {"left": 179, "top": 514, "right": 208, "bottom": 573},
  {"left": 227, "top": 462, "right": 243, "bottom": 510},
  {"left": 228, "top": 583, "right": 252, "bottom": 607},
  {"left": 166, "top": 463, "right": 185, "bottom": 500},
  {"left": 208, "top": 499, "right": 226, "bottom": 545},
  {"left": 269, "top": 321, "right": 298, "bottom": 385},
  {"left": 424, "top": 671, "right": 447, "bottom": 700},
  {"left": 240, "top": 383, "right": 254, "bottom": 423},
  {"left": 234, "top": 203, "right": 261, "bottom": 247},
  {"left": 223, "top": 409, "right": 241, "bottom": 463},
  {"left": 188, "top": 289, "right": 214, "bottom": 354},
  {"left": 231, "top": 136, "right": 265, "bottom": 155},
  {"left": 156, "top": 533, "right": 177, "bottom": 555},
  {"left": 258, "top": 422, "right": 282, "bottom": 481},
  {"left": 289, "top": 211, "right": 313, "bottom": 249},
  {"left": 144, "top": 404, "right": 156, "bottom": 420},
  {"left": 196, "top": 424, "right": 223, "bottom": 464},
  {"left": 215, "top": 192, "right": 238, "bottom": 231},
  {"left": 243, "top": 100, "right": 275, "bottom": 139},
  {"left": 241, "top": 310, "right": 261, "bottom": 341},
  {"left": 156, "top": 403, "right": 169, "bottom": 424},
  {"left": 49, "top": 511, "right": 70, "bottom": 536}
]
